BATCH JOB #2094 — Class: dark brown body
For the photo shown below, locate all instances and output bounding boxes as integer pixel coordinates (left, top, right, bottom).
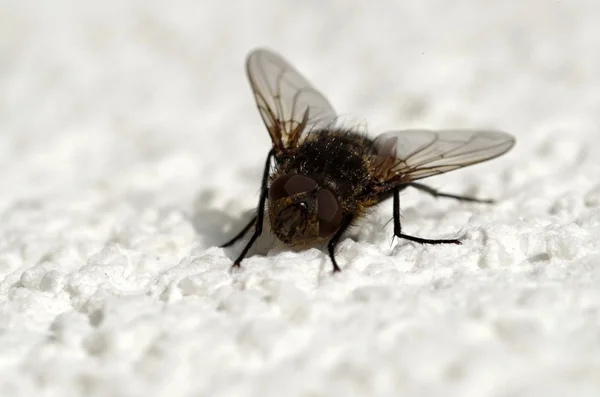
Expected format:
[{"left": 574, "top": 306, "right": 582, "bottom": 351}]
[{"left": 269, "top": 128, "right": 379, "bottom": 247}]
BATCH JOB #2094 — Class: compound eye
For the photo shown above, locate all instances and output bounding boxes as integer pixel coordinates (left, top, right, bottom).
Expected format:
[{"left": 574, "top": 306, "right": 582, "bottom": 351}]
[
  {"left": 316, "top": 188, "right": 342, "bottom": 238},
  {"left": 269, "top": 174, "right": 317, "bottom": 201}
]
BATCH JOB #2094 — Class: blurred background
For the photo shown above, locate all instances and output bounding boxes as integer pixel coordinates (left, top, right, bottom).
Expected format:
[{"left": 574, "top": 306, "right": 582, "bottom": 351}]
[{"left": 2, "top": 0, "right": 598, "bottom": 212}]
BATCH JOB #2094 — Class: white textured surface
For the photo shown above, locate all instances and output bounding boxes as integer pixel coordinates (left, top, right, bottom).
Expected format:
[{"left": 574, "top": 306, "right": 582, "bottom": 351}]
[{"left": 1, "top": 1, "right": 600, "bottom": 396}]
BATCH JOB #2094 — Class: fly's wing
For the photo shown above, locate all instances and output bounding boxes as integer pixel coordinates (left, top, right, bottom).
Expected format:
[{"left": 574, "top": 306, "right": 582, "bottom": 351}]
[
  {"left": 246, "top": 49, "right": 337, "bottom": 154},
  {"left": 372, "top": 129, "right": 515, "bottom": 184}
]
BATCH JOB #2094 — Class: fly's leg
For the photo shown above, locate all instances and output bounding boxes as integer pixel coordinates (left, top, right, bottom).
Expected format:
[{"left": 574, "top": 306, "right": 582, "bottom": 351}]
[
  {"left": 327, "top": 215, "right": 354, "bottom": 273},
  {"left": 393, "top": 187, "right": 462, "bottom": 245},
  {"left": 225, "top": 149, "right": 274, "bottom": 269},
  {"left": 409, "top": 182, "right": 493, "bottom": 204},
  {"left": 220, "top": 216, "right": 257, "bottom": 247}
]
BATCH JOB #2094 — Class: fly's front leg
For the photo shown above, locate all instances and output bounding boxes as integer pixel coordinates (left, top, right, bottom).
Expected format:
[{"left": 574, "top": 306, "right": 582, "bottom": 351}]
[
  {"left": 392, "top": 187, "right": 462, "bottom": 245},
  {"left": 226, "top": 149, "right": 274, "bottom": 269},
  {"left": 220, "top": 216, "right": 257, "bottom": 248},
  {"left": 327, "top": 215, "right": 354, "bottom": 272}
]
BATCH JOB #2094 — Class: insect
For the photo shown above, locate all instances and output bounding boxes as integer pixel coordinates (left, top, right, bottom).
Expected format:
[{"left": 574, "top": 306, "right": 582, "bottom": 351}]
[{"left": 221, "top": 48, "right": 515, "bottom": 272}]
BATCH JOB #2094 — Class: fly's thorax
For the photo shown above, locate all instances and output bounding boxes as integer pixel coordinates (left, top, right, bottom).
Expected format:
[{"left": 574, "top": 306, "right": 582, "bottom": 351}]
[
  {"left": 268, "top": 173, "right": 343, "bottom": 246},
  {"left": 287, "top": 129, "right": 377, "bottom": 204}
]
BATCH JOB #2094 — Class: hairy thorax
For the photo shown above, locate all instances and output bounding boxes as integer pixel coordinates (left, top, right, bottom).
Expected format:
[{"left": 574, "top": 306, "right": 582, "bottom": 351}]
[{"left": 273, "top": 129, "right": 376, "bottom": 211}]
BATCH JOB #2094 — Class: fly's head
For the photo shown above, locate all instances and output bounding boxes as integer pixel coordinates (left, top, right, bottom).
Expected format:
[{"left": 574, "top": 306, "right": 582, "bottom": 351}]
[{"left": 268, "top": 174, "right": 342, "bottom": 246}]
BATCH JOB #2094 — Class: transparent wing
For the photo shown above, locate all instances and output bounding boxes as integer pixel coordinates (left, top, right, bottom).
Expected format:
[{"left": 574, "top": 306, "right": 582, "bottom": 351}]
[
  {"left": 372, "top": 129, "right": 515, "bottom": 183},
  {"left": 246, "top": 48, "right": 337, "bottom": 153}
]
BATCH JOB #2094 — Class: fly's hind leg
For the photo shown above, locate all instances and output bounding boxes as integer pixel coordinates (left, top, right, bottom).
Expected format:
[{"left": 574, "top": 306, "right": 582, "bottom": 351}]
[
  {"left": 409, "top": 182, "right": 494, "bottom": 204},
  {"left": 392, "top": 187, "right": 462, "bottom": 245}
]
